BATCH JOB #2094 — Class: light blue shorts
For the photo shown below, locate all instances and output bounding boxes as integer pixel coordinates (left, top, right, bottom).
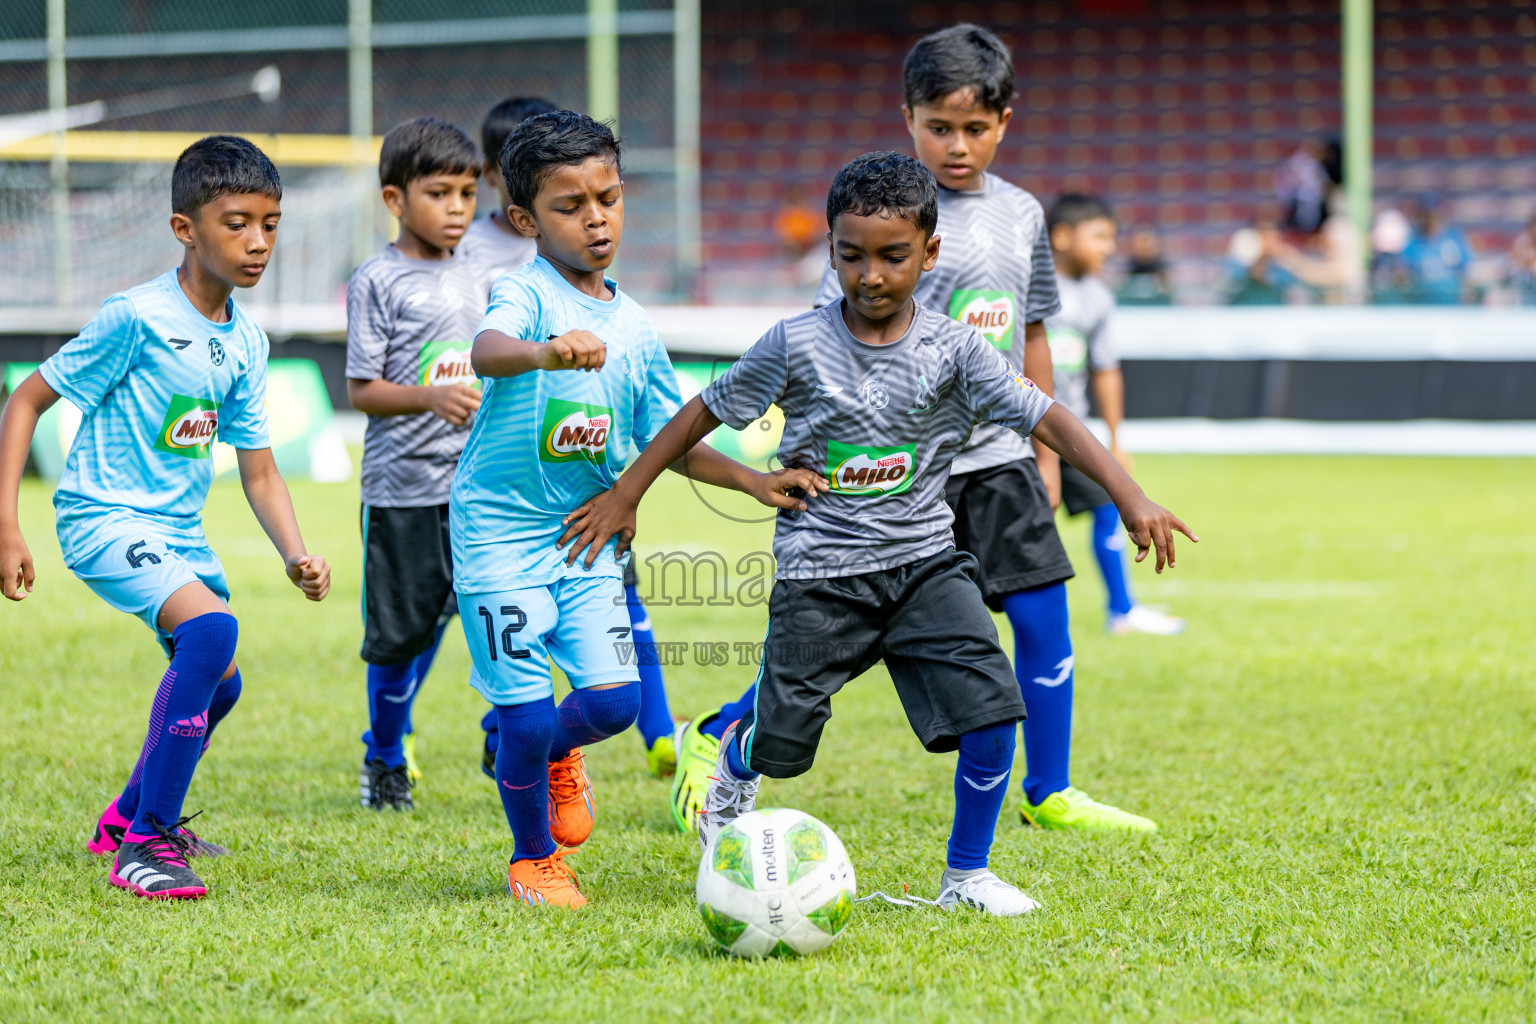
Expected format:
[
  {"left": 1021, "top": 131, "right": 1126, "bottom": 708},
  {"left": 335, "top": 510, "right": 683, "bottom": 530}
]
[
  {"left": 458, "top": 574, "right": 639, "bottom": 706},
  {"left": 67, "top": 524, "right": 230, "bottom": 658}
]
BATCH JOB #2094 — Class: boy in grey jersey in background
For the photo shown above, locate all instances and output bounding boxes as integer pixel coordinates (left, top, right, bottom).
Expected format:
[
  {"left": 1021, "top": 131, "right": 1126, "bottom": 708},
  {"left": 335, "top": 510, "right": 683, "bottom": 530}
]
[
  {"left": 345, "top": 117, "right": 483, "bottom": 809},
  {"left": 558, "top": 152, "right": 1195, "bottom": 915},
  {"left": 1046, "top": 193, "right": 1185, "bottom": 636}
]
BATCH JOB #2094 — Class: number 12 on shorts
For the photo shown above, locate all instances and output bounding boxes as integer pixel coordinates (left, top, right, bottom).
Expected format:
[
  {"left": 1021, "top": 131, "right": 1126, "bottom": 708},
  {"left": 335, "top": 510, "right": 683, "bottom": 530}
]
[{"left": 477, "top": 605, "right": 530, "bottom": 660}]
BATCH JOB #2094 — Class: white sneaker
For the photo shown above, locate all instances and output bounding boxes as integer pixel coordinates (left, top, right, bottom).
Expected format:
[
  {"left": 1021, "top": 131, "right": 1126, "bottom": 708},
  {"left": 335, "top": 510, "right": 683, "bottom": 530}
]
[
  {"left": 1107, "top": 604, "right": 1185, "bottom": 635},
  {"left": 936, "top": 870, "right": 1041, "bottom": 916},
  {"left": 696, "top": 724, "right": 760, "bottom": 856}
]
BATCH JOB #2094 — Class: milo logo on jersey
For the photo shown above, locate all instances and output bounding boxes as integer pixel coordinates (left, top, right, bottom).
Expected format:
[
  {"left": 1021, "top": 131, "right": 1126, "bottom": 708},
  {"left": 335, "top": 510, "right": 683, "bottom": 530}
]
[
  {"left": 949, "top": 289, "right": 1016, "bottom": 351},
  {"left": 153, "top": 395, "right": 220, "bottom": 459},
  {"left": 826, "top": 441, "right": 916, "bottom": 496},
  {"left": 1047, "top": 327, "right": 1088, "bottom": 373},
  {"left": 540, "top": 397, "right": 614, "bottom": 465},
  {"left": 418, "top": 341, "right": 479, "bottom": 388}
]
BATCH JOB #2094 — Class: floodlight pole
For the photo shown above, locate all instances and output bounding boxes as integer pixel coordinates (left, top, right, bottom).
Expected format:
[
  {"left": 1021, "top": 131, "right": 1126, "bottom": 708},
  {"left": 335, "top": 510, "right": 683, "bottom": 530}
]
[
  {"left": 47, "top": 0, "right": 71, "bottom": 307},
  {"left": 587, "top": 0, "right": 619, "bottom": 131},
  {"left": 673, "top": 0, "right": 701, "bottom": 299},
  {"left": 348, "top": 0, "right": 374, "bottom": 268},
  {"left": 1343, "top": 0, "right": 1373, "bottom": 269}
]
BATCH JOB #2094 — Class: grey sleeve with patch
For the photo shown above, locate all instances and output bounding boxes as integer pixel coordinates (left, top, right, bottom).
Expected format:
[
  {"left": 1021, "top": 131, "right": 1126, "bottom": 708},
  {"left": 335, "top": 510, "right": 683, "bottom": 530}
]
[
  {"left": 700, "top": 324, "right": 789, "bottom": 430},
  {"left": 958, "top": 330, "right": 1055, "bottom": 435}
]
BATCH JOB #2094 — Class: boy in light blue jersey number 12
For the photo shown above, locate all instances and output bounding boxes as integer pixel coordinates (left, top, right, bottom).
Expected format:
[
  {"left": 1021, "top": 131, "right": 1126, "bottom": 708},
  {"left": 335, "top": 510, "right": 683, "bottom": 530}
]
[
  {"left": 452, "top": 111, "right": 815, "bottom": 908},
  {"left": 0, "top": 136, "right": 331, "bottom": 901}
]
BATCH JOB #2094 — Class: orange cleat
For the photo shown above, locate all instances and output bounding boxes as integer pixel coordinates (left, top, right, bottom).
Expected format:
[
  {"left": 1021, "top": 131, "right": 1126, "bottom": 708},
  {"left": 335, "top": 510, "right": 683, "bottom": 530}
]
[
  {"left": 547, "top": 750, "right": 595, "bottom": 847},
  {"left": 507, "top": 850, "right": 585, "bottom": 908}
]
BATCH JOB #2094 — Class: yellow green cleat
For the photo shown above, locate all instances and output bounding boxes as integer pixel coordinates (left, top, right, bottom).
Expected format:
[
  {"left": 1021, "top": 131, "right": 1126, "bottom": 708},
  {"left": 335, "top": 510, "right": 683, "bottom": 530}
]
[
  {"left": 1020, "top": 787, "right": 1157, "bottom": 832},
  {"left": 402, "top": 732, "right": 422, "bottom": 785},
  {"left": 646, "top": 731, "right": 677, "bottom": 779},
  {"left": 669, "top": 710, "right": 722, "bottom": 834}
]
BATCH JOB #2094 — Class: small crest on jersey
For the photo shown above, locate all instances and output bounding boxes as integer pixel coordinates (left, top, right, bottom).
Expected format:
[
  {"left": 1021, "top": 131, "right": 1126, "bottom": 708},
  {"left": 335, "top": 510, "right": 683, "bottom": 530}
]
[
  {"left": 826, "top": 441, "right": 916, "bottom": 497},
  {"left": 540, "top": 397, "right": 613, "bottom": 465},
  {"left": 153, "top": 394, "right": 220, "bottom": 458},
  {"left": 859, "top": 379, "right": 889, "bottom": 410},
  {"left": 949, "top": 290, "right": 1016, "bottom": 351},
  {"left": 208, "top": 338, "right": 225, "bottom": 366},
  {"left": 418, "top": 341, "right": 479, "bottom": 389}
]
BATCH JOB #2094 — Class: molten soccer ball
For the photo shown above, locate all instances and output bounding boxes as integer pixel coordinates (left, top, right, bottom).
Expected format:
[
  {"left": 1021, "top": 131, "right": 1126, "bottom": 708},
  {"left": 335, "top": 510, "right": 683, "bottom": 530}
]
[{"left": 695, "top": 808, "right": 856, "bottom": 957}]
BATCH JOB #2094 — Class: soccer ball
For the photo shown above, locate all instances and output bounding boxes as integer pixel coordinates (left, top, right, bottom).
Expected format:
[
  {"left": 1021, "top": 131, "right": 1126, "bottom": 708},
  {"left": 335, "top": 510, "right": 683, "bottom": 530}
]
[{"left": 695, "top": 808, "right": 856, "bottom": 957}]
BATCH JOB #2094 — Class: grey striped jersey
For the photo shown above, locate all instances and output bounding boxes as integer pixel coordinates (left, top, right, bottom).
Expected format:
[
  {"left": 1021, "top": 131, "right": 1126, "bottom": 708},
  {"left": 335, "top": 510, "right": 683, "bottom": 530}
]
[
  {"left": 345, "top": 246, "right": 484, "bottom": 507},
  {"left": 701, "top": 300, "right": 1054, "bottom": 580},
  {"left": 1046, "top": 273, "right": 1119, "bottom": 420},
  {"left": 815, "top": 172, "right": 1060, "bottom": 474},
  {"left": 456, "top": 215, "right": 537, "bottom": 296}
]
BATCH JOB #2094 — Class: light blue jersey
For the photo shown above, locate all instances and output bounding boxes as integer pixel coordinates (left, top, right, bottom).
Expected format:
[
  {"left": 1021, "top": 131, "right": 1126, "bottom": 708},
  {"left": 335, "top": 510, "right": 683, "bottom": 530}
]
[
  {"left": 450, "top": 256, "right": 681, "bottom": 593},
  {"left": 39, "top": 269, "right": 271, "bottom": 563}
]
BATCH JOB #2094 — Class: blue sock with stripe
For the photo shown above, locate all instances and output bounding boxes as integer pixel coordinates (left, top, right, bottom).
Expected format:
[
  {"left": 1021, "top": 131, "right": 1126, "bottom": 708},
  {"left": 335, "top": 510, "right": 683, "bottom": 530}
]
[
  {"left": 550, "top": 683, "right": 642, "bottom": 760},
  {"left": 700, "top": 682, "right": 759, "bottom": 741},
  {"left": 947, "top": 720, "right": 1017, "bottom": 870},
  {"left": 493, "top": 699, "right": 558, "bottom": 862},
  {"left": 1091, "top": 503, "right": 1136, "bottom": 617},
  {"left": 362, "top": 660, "right": 416, "bottom": 767},
  {"left": 999, "top": 583, "right": 1075, "bottom": 806},
  {"left": 117, "top": 667, "right": 241, "bottom": 823},
  {"left": 625, "top": 585, "right": 674, "bottom": 746}
]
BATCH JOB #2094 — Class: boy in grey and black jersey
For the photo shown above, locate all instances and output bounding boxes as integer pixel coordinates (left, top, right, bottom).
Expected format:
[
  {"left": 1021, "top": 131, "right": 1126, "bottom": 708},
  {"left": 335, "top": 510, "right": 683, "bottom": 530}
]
[
  {"left": 1046, "top": 193, "right": 1186, "bottom": 637},
  {"left": 559, "top": 153, "right": 1195, "bottom": 915},
  {"left": 345, "top": 117, "right": 483, "bottom": 809},
  {"left": 812, "top": 24, "right": 1163, "bottom": 835}
]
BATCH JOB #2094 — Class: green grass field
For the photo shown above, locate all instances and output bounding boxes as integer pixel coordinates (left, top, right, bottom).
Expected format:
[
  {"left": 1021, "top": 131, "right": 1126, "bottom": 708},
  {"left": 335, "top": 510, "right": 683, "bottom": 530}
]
[{"left": 3, "top": 455, "right": 1534, "bottom": 1022}]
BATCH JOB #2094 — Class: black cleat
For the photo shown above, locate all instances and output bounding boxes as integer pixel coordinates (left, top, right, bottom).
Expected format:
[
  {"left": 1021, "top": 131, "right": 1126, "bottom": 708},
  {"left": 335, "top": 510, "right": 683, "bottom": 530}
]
[
  {"left": 109, "top": 813, "right": 208, "bottom": 900},
  {"left": 360, "top": 758, "right": 413, "bottom": 810}
]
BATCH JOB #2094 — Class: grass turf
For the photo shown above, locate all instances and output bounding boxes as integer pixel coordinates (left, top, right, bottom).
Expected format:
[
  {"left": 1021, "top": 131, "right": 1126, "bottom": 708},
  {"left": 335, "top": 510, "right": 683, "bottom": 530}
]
[{"left": 2, "top": 455, "right": 1533, "bottom": 1022}]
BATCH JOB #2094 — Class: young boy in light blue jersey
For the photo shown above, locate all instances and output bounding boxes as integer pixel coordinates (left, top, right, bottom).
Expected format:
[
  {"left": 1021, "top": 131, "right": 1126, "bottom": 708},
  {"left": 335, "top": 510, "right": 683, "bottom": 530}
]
[
  {"left": 0, "top": 136, "right": 331, "bottom": 900},
  {"left": 453, "top": 111, "right": 812, "bottom": 907}
]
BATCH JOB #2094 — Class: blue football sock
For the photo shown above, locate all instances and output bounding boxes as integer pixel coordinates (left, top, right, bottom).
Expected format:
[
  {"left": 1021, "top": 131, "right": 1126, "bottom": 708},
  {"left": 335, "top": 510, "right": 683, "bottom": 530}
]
[
  {"left": 362, "top": 660, "right": 417, "bottom": 767},
  {"left": 402, "top": 622, "right": 447, "bottom": 735},
  {"left": 625, "top": 585, "right": 673, "bottom": 746},
  {"left": 1000, "top": 584, "right": 1075, "bottom": 806},
  {"left": 493, "top": 700, "right": 558, "bottom": 862},
  {"left": 1091, "top": 502, "right": 1136, "bottom": 617},
  {"left": 700, "top": 683, "right": 758, "bottom": 741},
  {"left": 549, "top": 683, "right": 642, "bottom": 761},
  {"left": 118, "top": 666, "right": 242, "bottom": 823},
  {"left": 481, "top": 706, "right": 499, "bottom": 762},
  {"left": 723, "top": 726, "right": 760, "bottom": 780},
  {"left": 124, "top": 613, "right": 238, "bottom": 838},
  {"left": 947, "top": 720, "right": 1017, "bottom": 870}
]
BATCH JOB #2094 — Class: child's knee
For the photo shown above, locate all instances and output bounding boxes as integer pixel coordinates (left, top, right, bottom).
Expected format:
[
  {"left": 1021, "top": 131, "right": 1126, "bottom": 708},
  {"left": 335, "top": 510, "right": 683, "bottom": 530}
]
[
  {"left": 172, "top": 612, "right": 239, "bottom": 674},
  {"left": 575, "top": 682, "right": 641, "bottom": 738},
  {"left": 494, "top": 700, "right": 559, "bottom": 750},
  {"left": 958, "top": 719, "right": 1017, "bottom": 766}
]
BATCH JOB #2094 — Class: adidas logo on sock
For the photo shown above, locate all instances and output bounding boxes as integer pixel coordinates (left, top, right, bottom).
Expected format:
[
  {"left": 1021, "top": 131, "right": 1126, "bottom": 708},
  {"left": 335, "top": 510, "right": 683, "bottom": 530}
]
[{"left": 168, "top": 712, "right": 208, "bottom": 738}]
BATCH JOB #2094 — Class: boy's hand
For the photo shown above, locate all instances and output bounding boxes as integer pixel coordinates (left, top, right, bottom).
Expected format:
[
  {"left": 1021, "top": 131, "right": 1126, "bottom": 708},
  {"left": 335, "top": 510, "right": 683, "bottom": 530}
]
[
  {"left": 286, "top": 553, "right": 331, "bottom": 601},
  {"left": 1116, "top": 494, "right": 1198, "bottom": 573},
  {"left": 1110, "top": 443, "right": 1135, "bottom": 474},
  {"left": 558, "top": 489, "right": 637, "bottom": 570},
  {"left": 0, "top": 525, "right": 35, "bottom": 601},
  {"left": 747, "top": 467, "right": 830, "bottom": 511},
  {"left": 425, "top": 384, "right": 482, "bottom": 426},
  {"left": 537, "top": 330, "right": 607, "bottom": 372}
]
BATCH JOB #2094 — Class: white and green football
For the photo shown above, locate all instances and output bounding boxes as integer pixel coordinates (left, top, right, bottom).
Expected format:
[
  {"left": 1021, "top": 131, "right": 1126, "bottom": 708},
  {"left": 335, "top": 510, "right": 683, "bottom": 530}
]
[{"left": 695, "top": 808, "right": 856, "bottom": 957}]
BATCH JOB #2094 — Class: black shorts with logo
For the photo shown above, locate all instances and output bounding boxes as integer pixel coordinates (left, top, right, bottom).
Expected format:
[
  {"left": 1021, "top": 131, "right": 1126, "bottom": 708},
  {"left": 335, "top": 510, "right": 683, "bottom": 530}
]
[
  {"left": 737, "top": 549, "right": 1027, "bottom": 778},
  {"left": 361, "top": 504, "right": 458, "bottom": 665},
  {"left": 944, "top": 459, "right": 1075, "bottom": 610},
  {"left": 1059, "top": 462, "right": 1114, "bottom": 516}
]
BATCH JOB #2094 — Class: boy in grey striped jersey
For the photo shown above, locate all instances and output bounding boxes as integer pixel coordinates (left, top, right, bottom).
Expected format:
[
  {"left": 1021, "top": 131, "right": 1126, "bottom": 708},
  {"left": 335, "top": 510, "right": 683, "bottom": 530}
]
[
  {"left": 806, "top": 24, "right": 1163, "bottom": 833},
  {"left": 558, "top": 153, "right": 1194, "bottom": 914}
]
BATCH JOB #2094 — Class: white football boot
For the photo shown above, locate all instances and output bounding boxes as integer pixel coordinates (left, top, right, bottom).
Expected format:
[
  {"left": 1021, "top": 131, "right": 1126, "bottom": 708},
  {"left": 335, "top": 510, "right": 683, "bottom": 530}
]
[
  {"left": 1107, "top": 604, "right": 1185, "bottom": 635},
  {"left": 696, "top": 723, "right": 760, "bottom": 856},
  {"left": 936, "top": 869, "right": 1042, "bottom": 917}
]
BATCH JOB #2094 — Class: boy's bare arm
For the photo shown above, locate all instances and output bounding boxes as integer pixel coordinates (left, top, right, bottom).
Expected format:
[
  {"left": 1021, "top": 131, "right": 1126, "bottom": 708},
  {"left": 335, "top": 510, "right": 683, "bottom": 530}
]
[
  {"left": 0, "top": 372, "right": 61, "bottom": 601},
  {"left": 235, "top": 447, "right": 330, "bottom": 601},
  {"left": 1021, "top": 320, "right": 1062, "bottom": 506},
  {"left": 558, "top": 395, "right": 827, "bottom": 569},
  {"left": 1030, "top": 404, "right": 1196, "bottom": 572},
  {"left": 1089, "top": 366, "right": 1132, "bottom": 471},
  {"left": 348, "top": 378, "right": 481, "bottom": 426},
  {"left": 471, "top": 328, "right": 607, "bottom": 378}
]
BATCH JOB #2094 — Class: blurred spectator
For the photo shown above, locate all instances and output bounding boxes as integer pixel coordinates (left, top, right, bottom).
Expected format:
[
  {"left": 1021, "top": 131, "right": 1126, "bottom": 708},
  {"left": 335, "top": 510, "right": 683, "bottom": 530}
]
[
  {"left": 1116, "top": 226, "right": 1172, "bottom": 305},
  {"left": 1275, "top": 139, "right": 1336, "bottom": 234},
  {"left": 1368, "top": 207, "right": 1415, "bottom": 304},
  {"left": 1399, "top": 194, "right": 1471, "bottom": 305},
  {"left": 1225, "top": 213, "right": 1297, "bottom": 305},
  {"left": 1504, "top": 213, "right": 1536, "bottom": 305},
  {"left": 775, "top": 186, "right": 827, "bottom": 289},
  {"left": 1266, "top": 187, "right": 1366, "bottom": 304}
]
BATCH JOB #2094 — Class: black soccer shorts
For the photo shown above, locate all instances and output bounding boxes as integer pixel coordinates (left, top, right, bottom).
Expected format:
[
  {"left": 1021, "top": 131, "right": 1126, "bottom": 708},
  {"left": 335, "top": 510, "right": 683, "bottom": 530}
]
[
  {"left": 360, "top": 503, "right": 458, "bottom": 665},
  {"left": 944, "top": 459, "right": 1075, "bottom": 610}
]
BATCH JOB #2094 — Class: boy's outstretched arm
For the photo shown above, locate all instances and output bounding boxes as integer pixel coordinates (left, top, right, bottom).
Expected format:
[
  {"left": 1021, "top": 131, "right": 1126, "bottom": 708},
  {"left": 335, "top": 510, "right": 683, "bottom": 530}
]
[
  {"left": 1030, "top": 404, "right": 1197, "bottom": 572},
  {"left": 0, "top": 372, "right": 61, "bottom": 601},
  {"left": 235, "top": 447, "right": 330, "bottom": 601},
  {"left": 471, "top": 329, "right": 607, "bottom": 377},
  {"left": 558, "top": 394, "right": 827, "bottom": 569}
]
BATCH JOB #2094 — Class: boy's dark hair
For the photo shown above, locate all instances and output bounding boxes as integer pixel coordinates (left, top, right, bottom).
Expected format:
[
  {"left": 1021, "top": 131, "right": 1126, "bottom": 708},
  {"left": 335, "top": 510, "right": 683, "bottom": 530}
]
[
  {"left": 826, "top": 151, "right": 938, "bottom": 237},
  {"left": 500, "top": 111, "right": 621, "bottom": 211},
  {"left": 378, "top": 116, "right": 479, "bottom": 190},
  {"left": 482, "top": 96, "right": 559, "bottom": 169},
  {"left": 1047, "top": 193, "right": 1116, "bottom": 231},
  {"left": 903, "top": 23, "right": 1015, "bottom": 115},
  {"left": 171, "top": 135, "right": 282, "bottom": 216}
]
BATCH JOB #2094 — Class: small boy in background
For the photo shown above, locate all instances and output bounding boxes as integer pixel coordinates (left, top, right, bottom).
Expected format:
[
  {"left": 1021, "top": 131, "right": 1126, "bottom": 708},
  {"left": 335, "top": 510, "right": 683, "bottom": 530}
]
[
  {"left": 463, "top": 94, "right": 681, "bottom": 782},
  {"left": 1046, "top": 194, "right": 1183, "bottom": 635},
  {"left": 345, "top": 117, "right": 484, "bottom": 809}
]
